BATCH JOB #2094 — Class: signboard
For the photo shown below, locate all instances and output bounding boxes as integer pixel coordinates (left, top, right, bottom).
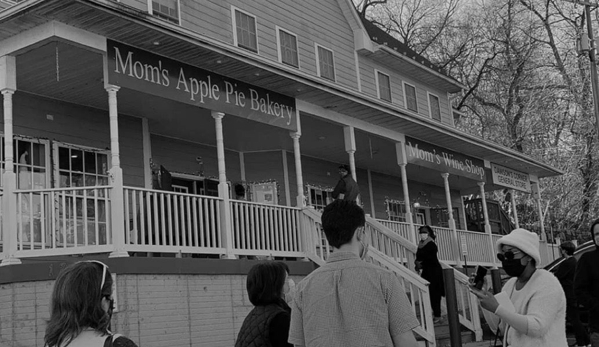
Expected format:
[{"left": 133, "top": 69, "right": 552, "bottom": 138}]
[
  {"left": 460, "top": 235, "right": 468, "bottom": 256},
  {"left": 106, "top": 40, "right": 297, "bottom": 131},
  {"left": 404, "top": 137, "right": 486, "bottom": 181},
  {"left": 490, "top": 163, "right": 531, "bottom": 192}
]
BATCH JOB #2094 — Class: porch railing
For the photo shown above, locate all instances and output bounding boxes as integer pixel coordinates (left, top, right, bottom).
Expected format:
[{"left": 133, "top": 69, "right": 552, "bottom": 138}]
[
  {"left": 123, "top": 187, "right": 224, "bottom": 255},
  {"left": 300, "top": 208, "right": 437, "bottom": 346},
  {"left": 230, "top": 200, "right": 303, "bottom": 257},
  {"left": 14, "top": 186, "right": 113, "bottom": 257}
]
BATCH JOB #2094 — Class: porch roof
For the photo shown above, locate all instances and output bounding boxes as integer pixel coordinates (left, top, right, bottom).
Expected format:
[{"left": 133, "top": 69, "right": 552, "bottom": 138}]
[{"left": 0, "top": 0, "right": 562, "bottom": 181}]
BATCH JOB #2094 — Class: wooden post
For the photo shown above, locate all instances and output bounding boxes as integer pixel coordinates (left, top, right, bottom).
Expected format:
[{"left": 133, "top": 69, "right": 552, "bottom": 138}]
[
  {"left": 0, "top": 55, "right": 20, "bottom": 265},
  {"left": 212, "top": 111, "right": 235, "bottom": 259},
  {"left": 442, "top": 173, "right": 461, "bottom": 267},
  {"left": 106, "top": 85, "right": 128, "bottom": 258},
  {"left": 396, "top": 142, "right": 416, "bottom": 244},
  {"left": 290, "top": 132, "right": 305, "bottom": 207},
  {"left": 443, "top": 268, "right": 462, "bottom": 347},
  {"left": 510, "top": 189, "right": 520, "bottom": 229},
  {"left": 478, "top": 182, "right": 497, "bottom": 268}
]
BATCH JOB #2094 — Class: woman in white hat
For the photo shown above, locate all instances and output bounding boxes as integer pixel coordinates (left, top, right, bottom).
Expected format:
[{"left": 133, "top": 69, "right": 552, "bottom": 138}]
[{"left": 470, "top": 228, "right": 567, "bottom": 347}]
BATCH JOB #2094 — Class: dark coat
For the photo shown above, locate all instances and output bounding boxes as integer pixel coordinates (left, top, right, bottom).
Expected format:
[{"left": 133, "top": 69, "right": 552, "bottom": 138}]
[
  {"left": 574, "top": 247, "right": 599, "bottom": 333},
  {"left": 553, "top": 256, "right": 576, "bottom": 303},
  {"left": 235, "top": 301, "right": 292, "bottom": 347},
  {"left": 332, "top": 175, "right": 360, "bottom": 202},
  {"left": 416, "top": 240, "right": 445, "bottom": 296}
]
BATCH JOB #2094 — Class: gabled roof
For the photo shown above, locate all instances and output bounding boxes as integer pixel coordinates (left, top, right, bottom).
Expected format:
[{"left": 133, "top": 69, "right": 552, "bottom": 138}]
[{"left": 359, "top": 16, "right": 465, "bottom": 93}]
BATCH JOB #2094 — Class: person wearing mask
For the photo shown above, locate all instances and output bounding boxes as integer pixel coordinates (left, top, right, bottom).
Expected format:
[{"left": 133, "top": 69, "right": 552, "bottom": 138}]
[
  {"left": 288, "top": 200, "right": 419, "bottom": 347},
  {"left": 236, "top": 262, "right": 293, "bottom": 347},
  {"left": 331, "top": 165, "right": 360, "bottom": 203},
  {"left": 553, "top": 241, "right": 589, "bottom": 347},
  {"left": 44, "top": 261, "right": 138, "bottom": 347},
  {"left": 415, "top": 225, "right": 445, "bottom": 324},
  {"left": 575, "top": 219, "right": 599, "bottom": 347},
  {"left": 471, "top": 228, "right": 567, "bottom": 347}
]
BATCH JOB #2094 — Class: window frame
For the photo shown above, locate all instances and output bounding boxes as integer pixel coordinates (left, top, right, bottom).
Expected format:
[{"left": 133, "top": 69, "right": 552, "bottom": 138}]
[
  {"left": 231, "top": 6, "right": 259, "bottom": 54},
  {"left": 428, "top": 92, "right": 441, "bottom": 122},
  {"left": 403, "top": 81, "right": 418, "bottom": 113},
  {"left": 314, "top": 43, "right": 336, "bottom": 81},
  {"left": 306, "top": 184, "right": 334, "bottom": 211},
  {"left": 276, "top": 26, "right": 300, "bottom": 68},
  {"left": 375, "top": 69, "right": 392, "bottom": 102},
  {"left": 148, "top": 0, "right": 181, "bottom": 25},
  {"left": 0, "top": 135, "right": 51, "bottom": 189},
  {"left": 52, "top": 142, "right": 110, "bottom": 189},
  {"left": 385, "top": 199, "right": 406, "bottom": 222}
]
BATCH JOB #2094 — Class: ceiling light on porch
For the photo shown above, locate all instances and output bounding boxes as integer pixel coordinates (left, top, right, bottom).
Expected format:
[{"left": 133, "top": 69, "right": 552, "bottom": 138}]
[
  {"left": 318, "top": 136, "right": 326, "bottom": 140},
  {"left": 216, "top": 59, "right": 222, "bottom": 64},
  {"left": 254, "top": 72, "right": 261, "bottom": 76},
  {"left": 152, "top": 41, "right": 160, "bottom": 46}
]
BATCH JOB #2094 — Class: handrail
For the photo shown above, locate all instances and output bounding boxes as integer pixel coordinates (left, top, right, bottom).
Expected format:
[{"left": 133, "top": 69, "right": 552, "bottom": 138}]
[{"left": 299, "top": 208, "right": 436, "bottom": 345}]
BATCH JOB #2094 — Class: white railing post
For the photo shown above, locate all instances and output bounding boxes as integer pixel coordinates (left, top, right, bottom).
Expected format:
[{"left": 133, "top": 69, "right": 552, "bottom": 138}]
[
  {"left": 478, "top": 182, "right": 497, "bottom": 268},
  {"left": 1, "top": 56, "right": 20, "bottom": 266},
  {"left": 212, "top": 111, "right": 235, "bottom": 259},
  {"left": 442, "top": 173, "right": 462, "bottom": 268},
  {"left": 106, "top": 85, "right": 128, "bottom": 258},
  {"left": 290, "top": 132, "right": 305, "bottom": 207}
]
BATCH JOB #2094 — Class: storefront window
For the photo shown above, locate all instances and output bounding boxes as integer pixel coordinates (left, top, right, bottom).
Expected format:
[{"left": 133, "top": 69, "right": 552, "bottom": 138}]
[
  {"left": 430, "top": 207, "right": 461, "bottom": 229},
  {"left": 385, "top": 199, "right": 406, "bottom": 222},
  {"left": 56, "top": 145, "right": 109, "bottom": 188},
  {"left": 307, "top": 185, "right": 333, "bottom": 211}
]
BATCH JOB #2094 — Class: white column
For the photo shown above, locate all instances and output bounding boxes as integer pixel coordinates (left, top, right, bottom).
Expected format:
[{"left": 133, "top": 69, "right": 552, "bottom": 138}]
[
  {"left": 282, "top": 150, "right": 291, "bottom": 206},
  {"left": 1, "top": 55, "right": 20, "bottom": 266},
  {"left": 212, "top": 111, "right": 234, "bottom": 258},
  {"left": 343, "top": 126, "right": 357, "bottom": 181},
  {"left": 367, "top": 169, "right": 376, "bottom": 216},
  {"left": 396, "top": 143, "right": 416, "bottom": 244},
  {"left": 478, "top": 182, "right": 497, "bottom": 268},
  {"left": 532, "top": 182, "right": 546, "bottom": 241},
  {"left": 106, "top": 85, "right": 128, "bottom": 258},
  {"left": 442, "top": 173, "right": 462, "bottom": 267},
  {"left": 290, "top": 132, "right": 305, "bottom": 207},
  {"left": 510, "top": 189, "right": 520, "bottom": 229}
]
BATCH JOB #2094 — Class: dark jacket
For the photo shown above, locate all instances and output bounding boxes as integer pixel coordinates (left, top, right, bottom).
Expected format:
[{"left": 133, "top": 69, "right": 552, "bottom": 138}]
[
  {"left": 574, "top": 247, "right": 599, "bottom": 333},
  {"left": 415, "top": 240, "right": 445, "bottom": 296},
  {"left": 332, "top": 175, "right": 360, "bottom": 202},
  {"left": 235, "top": 300, "right": 292, "bottom": 347},
  {"left": 553, "top": 256, "right": 576, "bottom": 303}
]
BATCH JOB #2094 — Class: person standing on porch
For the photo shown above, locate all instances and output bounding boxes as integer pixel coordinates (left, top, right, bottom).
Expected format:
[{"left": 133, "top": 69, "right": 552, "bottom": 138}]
[
  {"left": 331, "top": 165, "right": 360, "bottom": 203},
  {"left": 552, "top": 241, "right": 589, "bottom": 347},
  {"left": 288, "top": 200, "right": 419, "bottom": 347},
  {"left": 415, "top": 225, "right": 445, "bottom": 324},
  {"left": 574, "top": 219, "right": 599, "bottom": 347}
]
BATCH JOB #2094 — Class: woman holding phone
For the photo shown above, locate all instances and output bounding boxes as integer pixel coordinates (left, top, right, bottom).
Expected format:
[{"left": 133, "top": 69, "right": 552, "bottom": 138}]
[{"left": 470, "top": 228, "right": 567, "bottom": 347}]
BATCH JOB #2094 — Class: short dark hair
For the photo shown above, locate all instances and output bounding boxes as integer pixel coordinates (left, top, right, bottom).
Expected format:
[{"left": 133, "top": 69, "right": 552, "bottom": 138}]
[
  {"left": 246, "top": 262, "right": 287, "bottom": 306},
  {"left": 590, "top": 219, "right": 599, "bottom": 238},
  {"left": 44, "top": 262, "right": 113, "bottom": 347},
  {"left": 418, "top": 225, "right": 436, "bottom": 240},
  {"left": 338, "top": 164, "right": 350, "bottom": 172},
  {"left": 560, "top": 241, "right": 576, "bottom": 256},
  {"left": 321, "top": 200, "right": 365, "bottom": 248}
]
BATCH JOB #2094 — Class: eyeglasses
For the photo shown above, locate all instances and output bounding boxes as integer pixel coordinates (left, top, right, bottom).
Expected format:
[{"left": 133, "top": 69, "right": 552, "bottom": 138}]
[
  {"left": 80, "top": 260, "right": 109, "bottom": 292},
  {"left": 497, "top": 250, "right": 522, "bottom": 262}
]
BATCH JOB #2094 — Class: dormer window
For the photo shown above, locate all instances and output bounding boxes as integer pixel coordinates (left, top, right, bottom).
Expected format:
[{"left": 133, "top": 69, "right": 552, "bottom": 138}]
[
  {"left": 404, "top": 82, "right": 418, "bottom": 112},
  {"left": 315, "top": 44, "right": 335, "bottom": 81},
  {"left": 232, "top": 7, "right": 258, "bottom": 53},
  {"left": 150, "top": 0, "right": 180, "bottom": 25},
  {"left": 376, "top": 70, "right": 391, "bottom": 102}
]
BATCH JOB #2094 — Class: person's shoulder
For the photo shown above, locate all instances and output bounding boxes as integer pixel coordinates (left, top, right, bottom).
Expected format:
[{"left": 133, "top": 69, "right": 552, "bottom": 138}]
[
  {"left": 578, "top": 248, "right": 598, "bottom": 262},
  {"left": 113, "top": 336, "right": 138, "bottom": 347},
  {"left": 534, "top": 269, "right": 563, "bottom": 288}
]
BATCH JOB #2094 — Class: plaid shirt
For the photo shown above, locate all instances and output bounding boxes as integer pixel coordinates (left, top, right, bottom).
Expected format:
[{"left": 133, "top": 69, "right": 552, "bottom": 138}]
[{"left": 288, "top": 252, "right": 419, "bottom": 347}]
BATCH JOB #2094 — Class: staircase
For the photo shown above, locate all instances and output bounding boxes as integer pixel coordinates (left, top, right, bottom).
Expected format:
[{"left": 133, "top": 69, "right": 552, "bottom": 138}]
[{"left": 300, "top": 208, "right": 484, "bottom": 347}]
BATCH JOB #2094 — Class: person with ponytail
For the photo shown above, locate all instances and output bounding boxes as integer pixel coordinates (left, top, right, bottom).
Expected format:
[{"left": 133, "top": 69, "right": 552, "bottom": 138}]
[{"left": 44, "top": 261, "right": 137, "bottom": 347}]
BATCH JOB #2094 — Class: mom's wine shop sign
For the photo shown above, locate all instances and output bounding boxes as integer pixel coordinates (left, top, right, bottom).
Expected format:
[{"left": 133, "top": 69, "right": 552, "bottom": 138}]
[
  {"left": 405, "top": 137, "right": 486, "bottom": 181},
  {"left": 106, "top": 40, "right": 297, "bottom": 131}
]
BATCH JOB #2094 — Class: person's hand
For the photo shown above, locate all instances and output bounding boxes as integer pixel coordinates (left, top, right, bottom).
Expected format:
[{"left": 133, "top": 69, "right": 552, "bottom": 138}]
[{"left": 469, "top": 286, "right": 499, "bottom": 313}]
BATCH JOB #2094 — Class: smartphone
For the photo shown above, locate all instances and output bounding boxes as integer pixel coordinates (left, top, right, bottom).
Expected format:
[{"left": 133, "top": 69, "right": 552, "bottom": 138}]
[{"left": 473, "top": 265, "right": 487, "bottom": 290}]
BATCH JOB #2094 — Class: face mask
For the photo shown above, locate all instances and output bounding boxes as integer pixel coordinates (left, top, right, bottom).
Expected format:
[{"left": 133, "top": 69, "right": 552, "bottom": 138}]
[
  {"left": 502, "top": 258, "right": 527, "bottom": 277},
  {"left": 420, "top": 234, "right": 429, "bottom": 241}
]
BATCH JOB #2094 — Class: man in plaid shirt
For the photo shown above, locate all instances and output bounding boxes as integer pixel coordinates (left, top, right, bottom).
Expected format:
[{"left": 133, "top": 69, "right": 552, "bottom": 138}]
[{"left": 288, "top": 200, "right": 420, "bottom": 347}]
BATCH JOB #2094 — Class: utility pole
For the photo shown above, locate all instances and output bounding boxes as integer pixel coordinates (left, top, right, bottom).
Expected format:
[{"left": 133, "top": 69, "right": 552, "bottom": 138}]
[{"left": 566, "top": 0, "right": 599, "bottom": 138}]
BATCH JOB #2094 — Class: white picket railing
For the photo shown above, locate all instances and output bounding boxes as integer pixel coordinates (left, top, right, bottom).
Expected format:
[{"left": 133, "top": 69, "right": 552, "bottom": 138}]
[
  {"left": 376, "top": 219, "right": 415, "bottom": 243},
  {"left": 300, "top": 208, "right": 437, "bottom": 347},
  {"left": 230, "top": 200, "right": 303, "bottom": 257},
  {"left": 123, "top": 187, "right": 224, "bottom": 255},
  {"left": 14, "top": 186, "right": 113, "bottom": 256},
  {"left": 365, "top": 217, "right": 417, "bottom": 270}
]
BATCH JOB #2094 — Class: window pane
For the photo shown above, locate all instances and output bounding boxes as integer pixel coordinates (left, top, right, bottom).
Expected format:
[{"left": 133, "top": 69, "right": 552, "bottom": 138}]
[
  {"left": 71, "top": 149, "right": 83, "bottom": 172},
  {"left": 318, "top": 47, "right": 335, "bottom": 80},
  {"left": 430, "top": 95, "right": 441, "bottom": 121},
  {"left": 59, "top": 171, "right": 71, "bottom": 187},
  {"left": 405, "top": 84, "right": 418, "bottom": 112},
  {"left": 84, "top": 152, "right": 96, "bottom": 173},
  {"left": 97, "top": 154, "right": 108, "bottom": 175},
  {"left": 32, "top": 142, "right": 45, "bottom": 167},
  {"left": 236, "top": 10, "right": 257, "bottom": 52},
  {"left": 378, "top": 72, "right": 391, "bottom": 102},
  {"left": 280, "top": 30, "right": 298, "bottom": 67},
  {"left": 59, "top": 147, "right": 70, "bottom": 170}
]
